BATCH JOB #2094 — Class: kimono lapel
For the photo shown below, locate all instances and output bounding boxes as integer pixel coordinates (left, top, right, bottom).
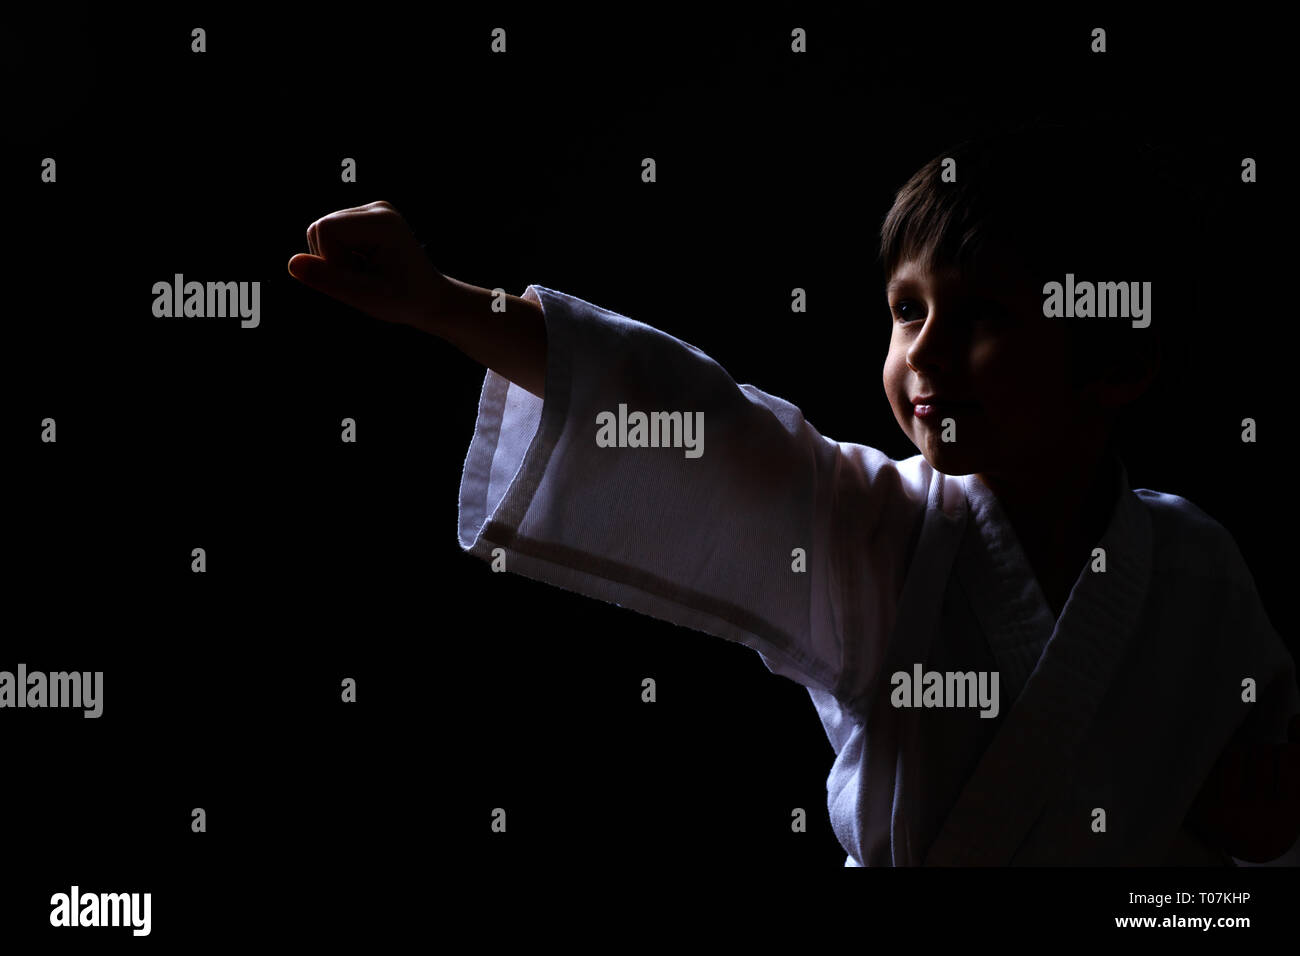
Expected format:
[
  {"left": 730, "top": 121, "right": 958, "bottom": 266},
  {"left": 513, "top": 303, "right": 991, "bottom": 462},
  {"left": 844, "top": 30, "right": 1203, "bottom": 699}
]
[
  {"left": 854, "top": 465, "right": 968, "bottom": 865},
  {"left": 951, "top": 473, "right": 1059, "bottom": 703},
  {"left": 924, "top": 458, "right": 1152, "bottom": 865}
]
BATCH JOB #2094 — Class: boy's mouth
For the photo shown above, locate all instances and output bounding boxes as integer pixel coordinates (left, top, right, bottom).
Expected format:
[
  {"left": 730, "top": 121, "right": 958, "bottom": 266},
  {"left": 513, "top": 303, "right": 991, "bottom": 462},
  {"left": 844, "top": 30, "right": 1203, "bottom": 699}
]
[
  {"left": 912, "top": 398, "right": 980, "bottom": 420},
  {"left": 911, "top": 393, "right": 978, "bottom": 405}
]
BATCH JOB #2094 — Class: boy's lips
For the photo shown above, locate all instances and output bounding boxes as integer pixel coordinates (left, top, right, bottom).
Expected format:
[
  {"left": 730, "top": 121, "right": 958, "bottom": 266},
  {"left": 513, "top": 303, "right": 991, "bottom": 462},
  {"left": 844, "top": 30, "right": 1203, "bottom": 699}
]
[
  {"left": 911, "top": 396, "right": 981, "bottom": 420},
  {"left": 911, "top": 395, "right": 980, "bottom": 408},
  {"left": 911, "top": 394, "right": 977, "bottom": 405}
]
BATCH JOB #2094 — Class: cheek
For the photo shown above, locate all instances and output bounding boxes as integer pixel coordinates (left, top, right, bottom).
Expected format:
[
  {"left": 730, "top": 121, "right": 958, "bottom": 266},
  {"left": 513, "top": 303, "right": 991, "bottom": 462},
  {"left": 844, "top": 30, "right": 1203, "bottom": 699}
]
[
  {"left": 971, "top": 333, "right": 1061, "bottom": 396},
  {"left": 882, "top": 347, "right": 905, "bottom": 390}
]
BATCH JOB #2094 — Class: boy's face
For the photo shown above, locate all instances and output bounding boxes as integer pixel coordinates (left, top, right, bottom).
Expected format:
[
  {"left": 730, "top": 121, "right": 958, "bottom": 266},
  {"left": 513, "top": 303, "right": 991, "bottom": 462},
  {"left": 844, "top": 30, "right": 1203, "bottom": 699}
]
[{"left": 883, "top": 244, "right": 1096, "bottom": 478}]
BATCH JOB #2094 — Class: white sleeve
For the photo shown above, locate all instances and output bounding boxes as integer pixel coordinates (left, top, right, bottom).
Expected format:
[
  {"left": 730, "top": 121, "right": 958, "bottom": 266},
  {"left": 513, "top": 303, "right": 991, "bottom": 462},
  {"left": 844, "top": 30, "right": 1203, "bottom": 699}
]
[{"left": 457, "top": 284, "right": 923, "bottom": 704}]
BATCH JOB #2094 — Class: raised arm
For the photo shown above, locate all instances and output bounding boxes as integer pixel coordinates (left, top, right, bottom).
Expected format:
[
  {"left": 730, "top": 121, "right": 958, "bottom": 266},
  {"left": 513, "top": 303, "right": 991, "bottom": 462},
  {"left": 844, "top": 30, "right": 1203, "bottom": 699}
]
[
  {"left": 287, "top": 200, "right": 547, "bottom": 399},
  {"left": 289, "top": 200, "right": 926, "bottom": 707}
]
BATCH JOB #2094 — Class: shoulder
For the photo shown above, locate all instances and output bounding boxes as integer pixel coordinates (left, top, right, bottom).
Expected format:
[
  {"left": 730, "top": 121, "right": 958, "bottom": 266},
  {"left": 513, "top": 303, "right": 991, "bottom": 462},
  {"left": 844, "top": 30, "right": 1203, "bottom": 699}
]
[
  {"left": 826, "top": 448, "right": 952, "bottom": 526},
  {"left": 1133, "top": 487, "right": 1251, "bottom": 586},
  {"left": 1134, "top": 487, "right": 1226, "bottom": 540}
]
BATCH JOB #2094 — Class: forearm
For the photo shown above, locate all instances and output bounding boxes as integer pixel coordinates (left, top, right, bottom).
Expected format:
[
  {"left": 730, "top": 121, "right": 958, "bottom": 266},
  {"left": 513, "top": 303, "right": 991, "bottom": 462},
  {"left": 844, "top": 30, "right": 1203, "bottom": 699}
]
[{"left": 415, "top": 276, "right": 548, "bottom": 401}]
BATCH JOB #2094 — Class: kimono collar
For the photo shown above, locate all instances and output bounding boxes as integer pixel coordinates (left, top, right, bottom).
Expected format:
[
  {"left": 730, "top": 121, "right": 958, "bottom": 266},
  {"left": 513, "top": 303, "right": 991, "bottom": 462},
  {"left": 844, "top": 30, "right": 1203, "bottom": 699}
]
[
  {"left": 954, "top": 452, "right": 1134, "bottom": 700},
  {"left": 924, "top": 454, "right": 1153, "bottom": 865}
]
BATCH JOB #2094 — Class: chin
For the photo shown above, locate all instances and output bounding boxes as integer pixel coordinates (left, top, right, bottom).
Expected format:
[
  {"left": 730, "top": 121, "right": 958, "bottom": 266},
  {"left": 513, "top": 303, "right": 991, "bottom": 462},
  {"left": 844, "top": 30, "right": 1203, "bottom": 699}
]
[{"left": 918, "top": 443, "right": 983, "bottom": 478}]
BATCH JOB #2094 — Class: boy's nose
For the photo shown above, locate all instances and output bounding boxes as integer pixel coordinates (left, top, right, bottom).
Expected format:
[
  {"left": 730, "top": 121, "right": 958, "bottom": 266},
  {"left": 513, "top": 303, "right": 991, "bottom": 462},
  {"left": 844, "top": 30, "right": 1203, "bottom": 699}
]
[{"left": 907, "top": 317, "right": 963, "bottom": 373}]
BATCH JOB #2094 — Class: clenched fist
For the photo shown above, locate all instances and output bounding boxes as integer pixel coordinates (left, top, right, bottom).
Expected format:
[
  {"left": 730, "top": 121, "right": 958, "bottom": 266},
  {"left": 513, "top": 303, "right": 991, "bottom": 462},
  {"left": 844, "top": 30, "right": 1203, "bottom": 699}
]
[
  {"left": 1187, "top": 713, "right": 1300, "bottom": 862},
  {"left": 287, "top": 200, "right": 457, "bottom": 330}
]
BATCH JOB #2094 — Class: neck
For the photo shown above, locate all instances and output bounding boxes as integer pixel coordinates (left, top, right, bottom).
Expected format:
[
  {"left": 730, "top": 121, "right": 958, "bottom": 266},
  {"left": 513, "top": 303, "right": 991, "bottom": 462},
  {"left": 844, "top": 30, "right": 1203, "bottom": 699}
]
[{"left": 975, "top": 442, "right": 1120, "bottom": 591}]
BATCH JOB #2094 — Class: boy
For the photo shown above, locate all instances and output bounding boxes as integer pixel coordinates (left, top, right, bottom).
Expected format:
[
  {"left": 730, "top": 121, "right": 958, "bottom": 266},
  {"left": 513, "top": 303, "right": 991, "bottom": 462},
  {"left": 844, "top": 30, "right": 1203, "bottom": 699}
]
[{"left": 287, "top": 121, "right": 1299, "bottom": 865}]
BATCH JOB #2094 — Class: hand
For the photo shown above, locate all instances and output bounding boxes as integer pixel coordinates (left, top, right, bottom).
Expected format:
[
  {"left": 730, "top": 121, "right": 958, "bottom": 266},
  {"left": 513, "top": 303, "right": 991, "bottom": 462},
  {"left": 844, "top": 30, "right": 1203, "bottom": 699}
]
[
  {"left": 1188, "top": 714, "right": 1300, "bottom": 862},
  {"left": 287, "top": 201, "right": 456, "bottom": 330}
]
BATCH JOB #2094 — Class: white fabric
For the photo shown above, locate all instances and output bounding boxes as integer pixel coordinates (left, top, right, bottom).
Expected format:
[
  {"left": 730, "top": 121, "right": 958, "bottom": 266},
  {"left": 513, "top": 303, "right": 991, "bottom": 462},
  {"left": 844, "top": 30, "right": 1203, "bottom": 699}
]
[{"left": 458, "top": 284, "right": 1300, "bottom": 866}]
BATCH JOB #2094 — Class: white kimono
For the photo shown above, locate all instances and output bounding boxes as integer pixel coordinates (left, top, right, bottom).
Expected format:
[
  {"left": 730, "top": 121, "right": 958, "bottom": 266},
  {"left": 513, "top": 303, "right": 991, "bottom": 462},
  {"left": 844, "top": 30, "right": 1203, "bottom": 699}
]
[{"left": 457, "top": 285, "right": 1300, "bottom": 866}]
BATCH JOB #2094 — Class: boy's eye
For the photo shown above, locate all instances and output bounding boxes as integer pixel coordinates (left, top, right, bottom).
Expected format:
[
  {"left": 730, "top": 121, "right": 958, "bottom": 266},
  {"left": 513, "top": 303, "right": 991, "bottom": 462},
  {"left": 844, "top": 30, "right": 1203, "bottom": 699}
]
[
  {"left": 892, "top": 300, "right": 922, "bottom": 322},
  {"left": 891, "top": 299, "right": 1010, "bottom": 324}
]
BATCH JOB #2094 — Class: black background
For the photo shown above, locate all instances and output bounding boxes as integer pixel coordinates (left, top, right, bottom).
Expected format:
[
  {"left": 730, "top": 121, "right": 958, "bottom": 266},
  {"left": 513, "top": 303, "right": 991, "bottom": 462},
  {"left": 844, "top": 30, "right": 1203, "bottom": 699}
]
[{"left": 5, "top": 2, "right": 1296, "bottom": 942}]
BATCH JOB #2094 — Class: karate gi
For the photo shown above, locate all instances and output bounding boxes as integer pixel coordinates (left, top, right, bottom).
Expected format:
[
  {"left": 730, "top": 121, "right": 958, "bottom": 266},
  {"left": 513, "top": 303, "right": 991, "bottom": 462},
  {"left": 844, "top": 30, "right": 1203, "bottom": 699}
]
[{"left": 457, "top": 285, "right": 1300, "bottom": 866}]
